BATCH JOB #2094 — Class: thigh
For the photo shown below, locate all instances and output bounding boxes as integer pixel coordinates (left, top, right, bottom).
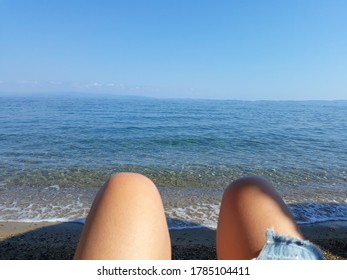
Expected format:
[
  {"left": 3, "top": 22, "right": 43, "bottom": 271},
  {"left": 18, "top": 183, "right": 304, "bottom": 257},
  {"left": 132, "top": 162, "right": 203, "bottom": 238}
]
[
  {"left": 216, "top": 176, "right": 303, "bottom": 259},
  {"left": 74, "top": 173, "right": 171, "bottom": 259}
]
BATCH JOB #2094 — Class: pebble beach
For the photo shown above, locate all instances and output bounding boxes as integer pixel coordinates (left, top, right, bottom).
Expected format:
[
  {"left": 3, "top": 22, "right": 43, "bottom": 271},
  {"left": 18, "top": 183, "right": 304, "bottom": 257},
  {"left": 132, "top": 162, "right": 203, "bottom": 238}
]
[{"left": 0, "top": 221, "right": 346, "bottom": 260}]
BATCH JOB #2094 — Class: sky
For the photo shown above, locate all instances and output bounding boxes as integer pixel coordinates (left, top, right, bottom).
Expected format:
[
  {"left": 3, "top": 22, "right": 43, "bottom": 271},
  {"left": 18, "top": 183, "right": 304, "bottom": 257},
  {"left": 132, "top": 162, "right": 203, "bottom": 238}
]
[{"left": 0, "top": 0, "right": 346, "bottom": 100}]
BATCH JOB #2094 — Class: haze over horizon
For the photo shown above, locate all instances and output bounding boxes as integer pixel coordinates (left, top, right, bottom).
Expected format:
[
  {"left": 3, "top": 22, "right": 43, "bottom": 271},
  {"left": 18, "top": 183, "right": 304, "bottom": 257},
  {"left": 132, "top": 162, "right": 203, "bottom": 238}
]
[{"left": 1, "top": 0, "right": 346, "bottom": 100}]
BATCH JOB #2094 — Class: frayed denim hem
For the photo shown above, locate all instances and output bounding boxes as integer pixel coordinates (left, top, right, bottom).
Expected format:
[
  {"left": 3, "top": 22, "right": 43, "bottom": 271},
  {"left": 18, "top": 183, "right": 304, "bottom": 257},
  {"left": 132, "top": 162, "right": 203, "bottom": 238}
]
[{"left": 256, "top": 229, "right": 325, "bottom": 260}]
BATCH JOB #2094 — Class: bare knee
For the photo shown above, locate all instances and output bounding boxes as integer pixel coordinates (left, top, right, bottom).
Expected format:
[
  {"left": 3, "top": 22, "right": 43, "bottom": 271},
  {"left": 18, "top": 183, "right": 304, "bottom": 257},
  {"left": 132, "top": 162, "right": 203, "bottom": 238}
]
[
  {"left": 108, "top": 172, "right": 156, "bottom": 189},
  {"left": 223, "top": 176, "right": 276, "bottom": 202},
  {"left": 100, "top": 172, "right": 160, "bottom": 202},
  {"left": 220, "top": 175, "right": 290, "bottom": 218},
  {"left": 217, "top": 176, "right": 302, "bottom": 259},
  {"left": 76, "top": 172, "right": 170, "bottom": 260},
  {"left": 221, "top": 175, "right": 302, "bottom": 236}
]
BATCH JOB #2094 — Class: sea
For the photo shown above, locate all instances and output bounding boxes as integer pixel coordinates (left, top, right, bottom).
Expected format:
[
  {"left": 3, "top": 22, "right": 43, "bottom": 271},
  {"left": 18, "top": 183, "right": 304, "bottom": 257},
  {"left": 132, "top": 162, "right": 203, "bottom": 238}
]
[{"left": 1, "top": 94, "right": 347, "bottom": 229}]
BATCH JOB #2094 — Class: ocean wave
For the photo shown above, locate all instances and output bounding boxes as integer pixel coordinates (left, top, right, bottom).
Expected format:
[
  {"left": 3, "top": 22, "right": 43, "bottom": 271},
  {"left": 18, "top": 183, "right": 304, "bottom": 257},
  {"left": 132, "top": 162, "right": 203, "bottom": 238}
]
[{"left": 0, "top": 185, "right": 346, "bottom": 229}]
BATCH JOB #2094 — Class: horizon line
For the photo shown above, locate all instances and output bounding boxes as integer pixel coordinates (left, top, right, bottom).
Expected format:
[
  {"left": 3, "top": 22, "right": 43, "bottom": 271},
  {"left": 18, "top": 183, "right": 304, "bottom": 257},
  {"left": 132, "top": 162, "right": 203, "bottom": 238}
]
[{"left": 0, "top": 91, "right": 346, "bottom": 102}]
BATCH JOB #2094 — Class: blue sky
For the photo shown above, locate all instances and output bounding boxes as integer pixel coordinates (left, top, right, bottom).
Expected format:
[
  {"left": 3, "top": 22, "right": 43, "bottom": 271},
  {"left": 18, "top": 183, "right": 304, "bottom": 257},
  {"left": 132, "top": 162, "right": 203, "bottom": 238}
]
[{"left": 0, "top": 0, "right": 346, "bottom": 100}]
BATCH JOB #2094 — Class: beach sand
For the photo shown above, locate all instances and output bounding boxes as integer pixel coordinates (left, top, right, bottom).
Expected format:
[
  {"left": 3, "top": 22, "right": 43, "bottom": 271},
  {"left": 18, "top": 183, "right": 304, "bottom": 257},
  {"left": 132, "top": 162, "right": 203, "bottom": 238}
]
[{"left": 0, "top": 221, "right": 346, "bottom": 260}]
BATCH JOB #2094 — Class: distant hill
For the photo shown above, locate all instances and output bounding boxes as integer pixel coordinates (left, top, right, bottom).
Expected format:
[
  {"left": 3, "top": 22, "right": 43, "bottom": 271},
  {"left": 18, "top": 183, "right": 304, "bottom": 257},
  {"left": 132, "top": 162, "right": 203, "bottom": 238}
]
[{"left": 0, "top": 92, "right": 157, "bottom": 100}]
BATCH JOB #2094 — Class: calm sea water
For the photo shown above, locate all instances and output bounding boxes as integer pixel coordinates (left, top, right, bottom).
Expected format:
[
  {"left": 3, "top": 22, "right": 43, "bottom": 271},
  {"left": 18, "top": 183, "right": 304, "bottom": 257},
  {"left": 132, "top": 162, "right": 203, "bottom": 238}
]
[{"left": 1, "top": 95, "right": 347, "bottom": 228}]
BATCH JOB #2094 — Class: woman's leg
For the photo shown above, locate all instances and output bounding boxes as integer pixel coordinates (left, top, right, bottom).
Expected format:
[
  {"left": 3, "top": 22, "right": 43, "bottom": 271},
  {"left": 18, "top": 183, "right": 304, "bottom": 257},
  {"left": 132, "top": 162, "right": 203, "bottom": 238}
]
[
  {"left": 216, "top": 176, "right": 303, "bottom": 259},
  {"left": 74, "top": 172, "right": 171, "bottom": 259}
]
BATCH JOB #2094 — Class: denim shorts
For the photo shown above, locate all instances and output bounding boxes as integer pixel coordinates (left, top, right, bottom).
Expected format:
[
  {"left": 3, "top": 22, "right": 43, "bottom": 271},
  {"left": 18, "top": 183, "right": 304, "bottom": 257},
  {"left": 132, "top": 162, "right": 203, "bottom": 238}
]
[{"left": 256, "top": 229, "right": 325, "bottom": 260}]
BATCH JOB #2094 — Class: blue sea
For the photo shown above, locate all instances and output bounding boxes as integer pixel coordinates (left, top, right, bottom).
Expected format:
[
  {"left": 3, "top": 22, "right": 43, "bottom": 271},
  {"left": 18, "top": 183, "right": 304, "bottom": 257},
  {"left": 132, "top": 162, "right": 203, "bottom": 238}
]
[{"left": 1, "top": 95, "right": 347, "bottom": 229}]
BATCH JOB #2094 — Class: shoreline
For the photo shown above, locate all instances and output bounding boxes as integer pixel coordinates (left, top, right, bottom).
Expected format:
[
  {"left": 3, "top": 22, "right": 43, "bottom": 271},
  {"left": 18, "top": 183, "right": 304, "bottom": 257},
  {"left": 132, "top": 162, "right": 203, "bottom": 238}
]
[{"left": 1, "top": 221, "right": 347, "bottom": 260}]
